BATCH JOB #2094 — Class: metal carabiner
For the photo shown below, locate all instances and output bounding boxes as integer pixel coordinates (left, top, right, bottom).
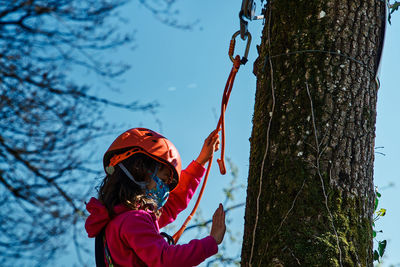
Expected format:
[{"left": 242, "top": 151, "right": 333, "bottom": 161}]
[{"left": 229, "top": 30, "right": 252, "bottom": 65}]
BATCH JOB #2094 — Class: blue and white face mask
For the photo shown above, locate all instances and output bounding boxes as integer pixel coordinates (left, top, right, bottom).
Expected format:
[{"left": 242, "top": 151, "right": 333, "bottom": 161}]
[
  {"left": 145, "top": 171, "right": 170, "bottom": 208},
  {"left": 118, "top": 162, "right": 170, "bottom": 209}
]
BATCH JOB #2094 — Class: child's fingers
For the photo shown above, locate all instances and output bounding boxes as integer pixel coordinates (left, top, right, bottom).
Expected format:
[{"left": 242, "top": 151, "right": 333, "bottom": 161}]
[
  {"left": 208, "top": 129, "right": 219, "bottom": 138},
  {"left": 220, "top": 204, "right": 225, "bottom": 219},
  {"left": 207, "top": 133, "right": 220, "bottom": 147},
  {"left": 211, "top": 135, "right": 219, "bottom": 146},
  {"left": 210, "top": 132, "right": 219, "bottom": 144},
  {"left": 213, "top": 127, "right": 221, "bottom": 134},
  {"left": 207, "top": 128, "right": 220, "bottom": 140},
  {"left": 205, "top": 130, "right": 218, "bottom": 145},
  {"left": 214, "top": 138, "right": 220, "bottom": 151},
  {"left": 213, "top": 204, "right": 222, "bottom": 218},
  {"left": 211, "top": 133, "right": 219, "bottom": 141},
  {"left": 216, "top": 204, "right": 224, "bottom": 220},
  {"left": 210, "top": 203, "right": 226, "bottom": 245}
]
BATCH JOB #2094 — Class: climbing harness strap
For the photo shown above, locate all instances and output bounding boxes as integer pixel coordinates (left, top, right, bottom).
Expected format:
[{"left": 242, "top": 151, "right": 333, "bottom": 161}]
[
  {"left": 172, "top": 31, "right": 251, "bottom": 244},
  {"left": 104, "top": 235, "right": 115, "bottom": 267},
  {"left": 95, "top": 231, "right": 106, "bottom": 267},
  {"left": 160, "top": 232, "right": 175, "bottom": 245},
  {"left": 95, "top": 228, "right": 114, "bottom": 267}
]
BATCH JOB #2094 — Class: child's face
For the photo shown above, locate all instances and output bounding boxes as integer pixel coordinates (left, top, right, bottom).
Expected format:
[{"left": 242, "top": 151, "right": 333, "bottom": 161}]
[{"left": 147, "top": 164, "right": 173, "bottom": 190}]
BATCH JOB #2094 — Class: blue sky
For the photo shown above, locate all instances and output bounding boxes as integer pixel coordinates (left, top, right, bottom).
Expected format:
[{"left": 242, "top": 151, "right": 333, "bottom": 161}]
[
  {"left": 59, "top": 1, "right": 400, "bottom": 266},
  {"left": 374, "top": 7, "right": 400, "bottom": 266}
]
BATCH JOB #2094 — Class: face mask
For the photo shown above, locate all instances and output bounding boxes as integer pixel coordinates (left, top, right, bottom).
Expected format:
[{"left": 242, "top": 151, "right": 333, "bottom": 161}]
[
  {"left": 145, "top": 172, "right": 170, "bottom": 209},
  {"left": 118, "top": 162, "right": 169, "bottom": 209}
]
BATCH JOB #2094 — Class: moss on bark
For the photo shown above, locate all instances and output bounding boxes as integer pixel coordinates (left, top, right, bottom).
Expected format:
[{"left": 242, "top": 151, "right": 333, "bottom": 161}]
[{"left": 241, "top": 0, "right": 385, "bottom": 266}]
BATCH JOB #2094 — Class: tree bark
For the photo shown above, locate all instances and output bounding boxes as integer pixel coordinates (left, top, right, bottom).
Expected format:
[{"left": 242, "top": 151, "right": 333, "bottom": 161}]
[{"left": 241, "top": 0, "right": 386, "bottom": 266}]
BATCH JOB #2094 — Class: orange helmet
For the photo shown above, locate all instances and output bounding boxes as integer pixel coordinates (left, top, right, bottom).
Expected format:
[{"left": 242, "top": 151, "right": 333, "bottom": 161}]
[{"left": 103, "top": 128, "right": 182, "bottom": 191}]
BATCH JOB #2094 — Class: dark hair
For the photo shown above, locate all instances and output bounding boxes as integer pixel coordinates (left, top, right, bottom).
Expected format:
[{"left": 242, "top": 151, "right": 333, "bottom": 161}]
[{"left": 98, "top": 153, "right": 160, "bottom": 218}]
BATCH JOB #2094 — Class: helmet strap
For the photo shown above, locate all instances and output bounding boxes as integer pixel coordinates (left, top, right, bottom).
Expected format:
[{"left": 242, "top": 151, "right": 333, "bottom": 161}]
[
  {"left": 149, "top": 163, "right": 160, "bottom": 181},
  {"left": 118, "top": 163, "right": 147, "bottom": 189}
]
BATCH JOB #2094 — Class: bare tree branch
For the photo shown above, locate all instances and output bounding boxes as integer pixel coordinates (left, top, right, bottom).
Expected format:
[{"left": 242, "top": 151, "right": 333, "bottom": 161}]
[{"left": 0, "top": 0, "right": 195, "bottom": 265}]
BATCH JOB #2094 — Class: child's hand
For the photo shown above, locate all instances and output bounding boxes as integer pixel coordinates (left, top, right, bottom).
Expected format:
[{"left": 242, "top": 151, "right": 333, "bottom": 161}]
[
  {"left": 195, "top": 129, "right": 220, "bottom": 166},
  {"left": 210, "top": 203, "right": 226, "bottom": 245}
]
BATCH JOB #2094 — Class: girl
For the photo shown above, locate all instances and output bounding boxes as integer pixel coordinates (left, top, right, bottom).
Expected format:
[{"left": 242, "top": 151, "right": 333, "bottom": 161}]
[{"left": 85, "top": 127, "right": 226, "bottom": 266}]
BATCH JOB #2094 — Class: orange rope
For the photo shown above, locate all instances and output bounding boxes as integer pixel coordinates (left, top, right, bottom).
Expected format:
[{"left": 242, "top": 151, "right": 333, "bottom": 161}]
[
  {"left": 172, "top": 55, "right": 242, "bottom": 244},
  {"left": 228, "top": 39, "right": 236, "bottom": 59},
  {"left": 216, "top": 55, "right": 241, "bottom": 174}
]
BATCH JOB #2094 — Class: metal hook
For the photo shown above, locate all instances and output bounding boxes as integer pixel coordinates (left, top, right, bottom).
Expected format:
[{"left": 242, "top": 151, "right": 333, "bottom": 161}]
[{"left": 229, "top": 30, "right": 252, "bottom": 65}]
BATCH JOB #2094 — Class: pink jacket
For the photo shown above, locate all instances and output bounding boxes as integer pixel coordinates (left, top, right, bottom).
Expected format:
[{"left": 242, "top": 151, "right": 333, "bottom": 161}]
[{"left": 85, "top": 161, "right": 218, "bottom": 267}]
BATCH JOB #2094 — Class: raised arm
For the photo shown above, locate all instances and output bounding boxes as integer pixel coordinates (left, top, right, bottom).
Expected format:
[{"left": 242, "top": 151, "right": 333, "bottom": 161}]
[{"left": 158, "top": 129, "right": 220, "bottom": 228}]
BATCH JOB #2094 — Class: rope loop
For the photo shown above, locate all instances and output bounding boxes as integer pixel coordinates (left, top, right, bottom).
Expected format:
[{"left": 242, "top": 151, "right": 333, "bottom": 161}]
[
  {"left": 172, "top": 55, "right": 242, "bottom": 243},
  {"left": 172, "top": 38, "right": 245, "bottom": 244},
  {"left": 216, "top": 55, "right": 241, "bottom": 175}
]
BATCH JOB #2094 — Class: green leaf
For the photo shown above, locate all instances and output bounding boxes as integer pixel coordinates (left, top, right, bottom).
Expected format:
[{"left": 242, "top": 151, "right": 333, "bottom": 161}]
[
  {"left": 389, "top": 1, "right": 400, "bottom": 24},
  {"left": 374, "top": 250, "right": 380, "bottom": 261},
  {"left": 375, "top": 198, "right": 379, "bottom": 211},
  {"left": 373, "top": 230, "right": 376, "bottom": 238},
  {"left": 378, "top": 240, "right": 387, "bottom": 257},
  {"left": 377, "top": 208, "right": 387, "bottom": 217},
  {"left": 390, "top": 1, "right": 400, "bottom": 14},
  {"left": 376, "top": 191, "right": 381, "bottom": 198}
]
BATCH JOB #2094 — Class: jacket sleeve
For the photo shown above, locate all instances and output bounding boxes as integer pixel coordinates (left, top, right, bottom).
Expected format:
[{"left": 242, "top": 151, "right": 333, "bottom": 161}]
[
  {"left": 158, "top": 160, "right": 205, "bottom": 228},
  {"left": 120, "top": 211, "right": 218, "bottom": 267}
]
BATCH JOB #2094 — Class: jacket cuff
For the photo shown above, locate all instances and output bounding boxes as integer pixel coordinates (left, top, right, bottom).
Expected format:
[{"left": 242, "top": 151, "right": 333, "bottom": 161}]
[{"left": 203, "top": 235, "right": 218, "bottom": 257}]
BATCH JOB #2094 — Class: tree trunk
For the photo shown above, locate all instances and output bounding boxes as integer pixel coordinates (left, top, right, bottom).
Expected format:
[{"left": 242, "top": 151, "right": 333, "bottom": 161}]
[{"left": 241, "top": 0, "right": 385, "bottom": 266}]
